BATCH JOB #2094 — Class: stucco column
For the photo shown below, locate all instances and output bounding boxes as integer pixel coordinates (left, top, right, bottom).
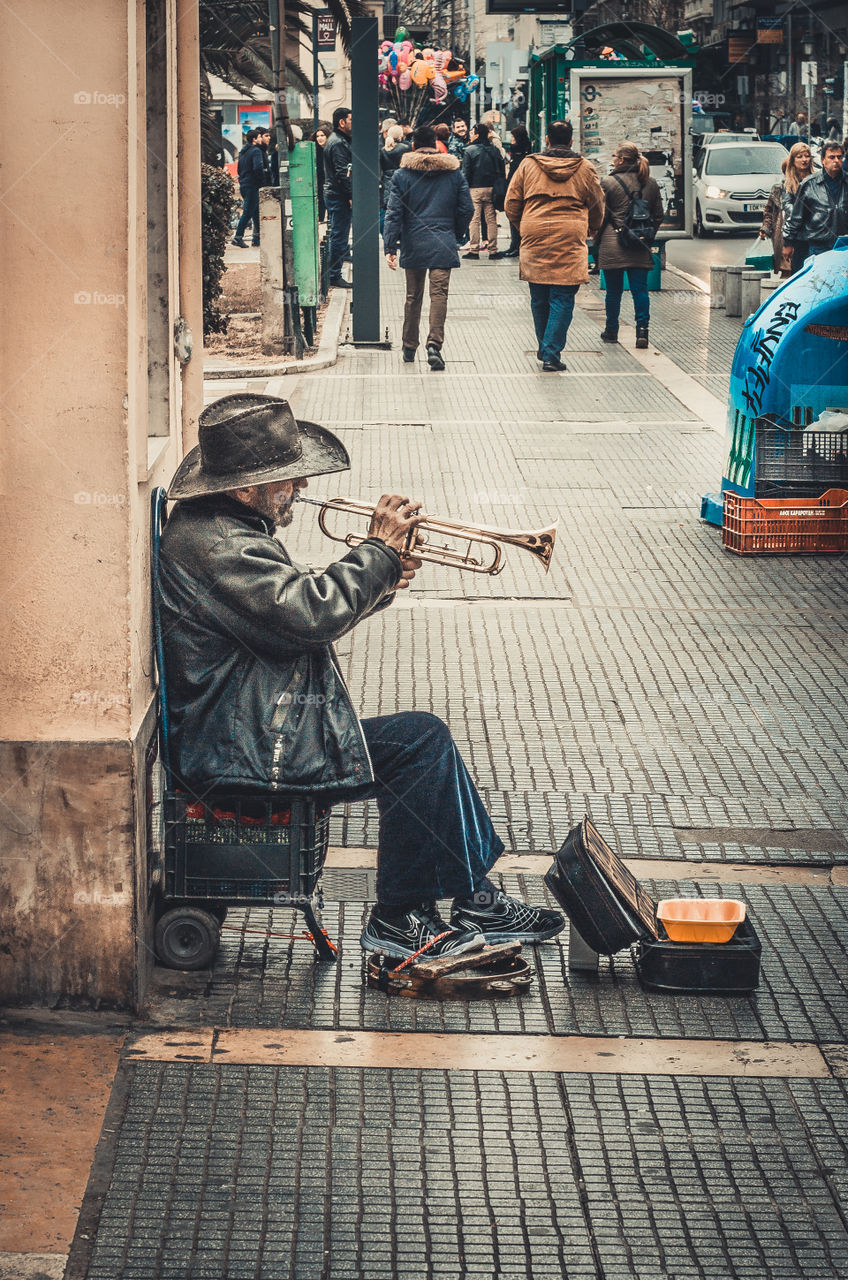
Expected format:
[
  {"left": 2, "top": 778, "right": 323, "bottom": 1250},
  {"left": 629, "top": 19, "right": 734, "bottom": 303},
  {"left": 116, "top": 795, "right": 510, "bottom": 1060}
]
[{"left": 176, "top": 0, "right": 205, "bottom": 456}]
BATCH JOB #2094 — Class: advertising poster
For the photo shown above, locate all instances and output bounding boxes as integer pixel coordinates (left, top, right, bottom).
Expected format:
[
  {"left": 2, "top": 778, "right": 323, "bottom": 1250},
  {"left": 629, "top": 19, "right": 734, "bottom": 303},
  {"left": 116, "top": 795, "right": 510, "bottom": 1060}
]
[{"left": 575, "top": 74, "right": 687, "bottom": 232}]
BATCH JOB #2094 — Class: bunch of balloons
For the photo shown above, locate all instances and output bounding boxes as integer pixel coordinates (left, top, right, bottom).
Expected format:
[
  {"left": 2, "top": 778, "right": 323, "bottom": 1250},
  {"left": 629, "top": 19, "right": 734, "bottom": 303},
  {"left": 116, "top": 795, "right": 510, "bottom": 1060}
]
[{"left": 377, "top": 31, "right": 478, "bottom": 105}]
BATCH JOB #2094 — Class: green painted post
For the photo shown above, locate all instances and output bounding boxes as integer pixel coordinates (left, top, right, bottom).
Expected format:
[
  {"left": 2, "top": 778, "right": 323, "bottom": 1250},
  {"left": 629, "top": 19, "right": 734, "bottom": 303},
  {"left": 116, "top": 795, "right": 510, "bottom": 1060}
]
[{"left": 290, "top": 142, "right": 319, "bottom": 308}]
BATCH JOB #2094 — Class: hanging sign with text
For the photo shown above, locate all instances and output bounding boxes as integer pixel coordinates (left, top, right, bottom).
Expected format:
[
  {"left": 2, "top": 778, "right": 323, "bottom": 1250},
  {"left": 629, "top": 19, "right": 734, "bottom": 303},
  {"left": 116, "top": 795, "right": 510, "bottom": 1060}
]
[{"left": 316, "top": 13, "right": 337, "bottom": 51}]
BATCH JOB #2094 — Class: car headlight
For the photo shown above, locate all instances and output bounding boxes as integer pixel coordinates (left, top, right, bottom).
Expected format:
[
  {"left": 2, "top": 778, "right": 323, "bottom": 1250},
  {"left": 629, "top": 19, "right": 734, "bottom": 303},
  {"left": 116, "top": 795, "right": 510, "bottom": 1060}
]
[{"left": 704, "top": 185, "right": 728, "bottom": 199}]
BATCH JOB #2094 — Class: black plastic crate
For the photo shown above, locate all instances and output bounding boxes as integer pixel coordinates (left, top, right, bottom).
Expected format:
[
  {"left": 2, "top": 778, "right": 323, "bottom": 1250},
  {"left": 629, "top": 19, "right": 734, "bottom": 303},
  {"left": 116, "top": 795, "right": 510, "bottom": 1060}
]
[
  {"left": 756, "top": 423, "right": 848, "bottom": 498},
  {"left": 163, "top": 792, "right": 329, "bottom": 904},
  {"left": 635, "top": 918, "right": 761, "bottom": 994}
]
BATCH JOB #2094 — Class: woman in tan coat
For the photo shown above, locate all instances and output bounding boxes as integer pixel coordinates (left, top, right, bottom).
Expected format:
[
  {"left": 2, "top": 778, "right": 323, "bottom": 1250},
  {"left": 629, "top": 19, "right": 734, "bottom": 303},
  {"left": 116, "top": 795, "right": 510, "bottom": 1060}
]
[
  {"left": 596, "top": 142, "right": 664, "bottom": 348},
  {"left": 504, "top": 119, "right": 605, "bottom": 371}
]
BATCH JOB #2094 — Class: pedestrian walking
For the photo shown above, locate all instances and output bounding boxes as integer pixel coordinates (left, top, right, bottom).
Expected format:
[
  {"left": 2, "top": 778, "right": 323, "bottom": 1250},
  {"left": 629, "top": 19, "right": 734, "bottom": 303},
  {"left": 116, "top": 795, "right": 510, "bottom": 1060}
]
[
  {"left": 504, "top": 119, "right": 604, "bottom": 372},
  {"left": 596, "top": 142, "right": 663, "bottom": 349},
  {"left": 311, "top": 126, "right": 328, "bottom": 223},
  {"left": 784, "top": 140, "right": 848, "bottom": 264},
  {"left": 383, "top": 123, "right": 473, "bottom": 371},
  {"left": 490, "top": 125, "right": 531, "bottom": 259},
  {"left": 759, "top": 143, "right": 816, "bottom": 275},
  {"left": 379, "top": 125, "right": 410, "bottom": 233},
  {"left": 461, "top": 122, "right": 506, "bottom": 258},
  {"left": 231, "top": 128, "right": 265, "bottom": 248},
  {"left": 324, "top": 106, "right": 353, "bottom": 290},
  {"left": 788, "top": 113, "right": 809, "bottom": 141},
  {"left": 448, "top": 118, "right": 468, "bottom": 159},
  {"left": 160, "top": 393, "right": 565, "bottom": 959}
]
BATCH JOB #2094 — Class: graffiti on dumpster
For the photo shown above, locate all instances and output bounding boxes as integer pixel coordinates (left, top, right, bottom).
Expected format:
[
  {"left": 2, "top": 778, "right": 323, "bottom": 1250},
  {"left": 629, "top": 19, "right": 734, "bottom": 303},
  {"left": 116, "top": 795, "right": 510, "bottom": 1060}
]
[{"left": 740, "top": 299, "right": 801, "bottom": 417}]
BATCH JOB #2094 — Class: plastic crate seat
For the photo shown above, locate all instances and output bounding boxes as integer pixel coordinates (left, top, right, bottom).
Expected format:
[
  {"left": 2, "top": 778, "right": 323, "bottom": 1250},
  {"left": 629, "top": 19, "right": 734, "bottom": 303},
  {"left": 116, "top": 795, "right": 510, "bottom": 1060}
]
[{"left": 722, "top": 488, "right": 848, "bottom": 555}]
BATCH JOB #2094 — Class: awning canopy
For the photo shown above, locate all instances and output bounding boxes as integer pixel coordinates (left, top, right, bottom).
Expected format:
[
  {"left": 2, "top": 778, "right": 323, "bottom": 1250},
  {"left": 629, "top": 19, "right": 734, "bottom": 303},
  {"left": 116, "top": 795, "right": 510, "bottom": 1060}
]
[{"left": 553, "top": 21, "right": 695, "bottom": 63}]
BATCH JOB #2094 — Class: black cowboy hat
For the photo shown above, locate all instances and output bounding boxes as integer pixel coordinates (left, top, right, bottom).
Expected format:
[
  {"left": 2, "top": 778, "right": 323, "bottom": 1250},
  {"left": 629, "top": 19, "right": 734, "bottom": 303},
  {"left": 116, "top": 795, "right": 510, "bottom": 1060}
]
[{"left": 167, "top": 393, "right": 350, "bottom": 501}]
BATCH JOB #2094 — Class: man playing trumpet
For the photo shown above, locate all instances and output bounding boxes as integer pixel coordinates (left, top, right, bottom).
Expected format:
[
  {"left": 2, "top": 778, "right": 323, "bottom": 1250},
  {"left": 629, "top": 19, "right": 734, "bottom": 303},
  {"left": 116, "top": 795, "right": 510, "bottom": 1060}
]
[{"left": 160, "top": 394, "right": 564, "bottom": 960}]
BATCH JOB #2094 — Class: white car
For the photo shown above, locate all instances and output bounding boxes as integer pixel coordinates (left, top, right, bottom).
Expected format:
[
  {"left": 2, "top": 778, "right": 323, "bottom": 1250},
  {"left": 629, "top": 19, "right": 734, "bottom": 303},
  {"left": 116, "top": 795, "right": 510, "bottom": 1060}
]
[{"left": 692, "top": 140, "right": 788, "bottom": 236}]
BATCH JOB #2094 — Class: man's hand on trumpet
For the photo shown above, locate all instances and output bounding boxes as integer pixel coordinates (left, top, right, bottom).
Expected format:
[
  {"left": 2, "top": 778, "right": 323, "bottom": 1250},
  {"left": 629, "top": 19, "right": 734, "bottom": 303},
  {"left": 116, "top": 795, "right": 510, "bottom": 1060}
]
[{"left": 368, "top": 493, "right": 425, "bottom": 589}]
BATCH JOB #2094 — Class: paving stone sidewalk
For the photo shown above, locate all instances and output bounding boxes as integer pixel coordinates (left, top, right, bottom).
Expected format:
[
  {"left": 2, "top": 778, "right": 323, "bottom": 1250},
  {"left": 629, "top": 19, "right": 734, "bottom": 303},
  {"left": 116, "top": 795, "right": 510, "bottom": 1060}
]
[{"left": 65, "top": 263, "right": 848, "bottom": 1280}]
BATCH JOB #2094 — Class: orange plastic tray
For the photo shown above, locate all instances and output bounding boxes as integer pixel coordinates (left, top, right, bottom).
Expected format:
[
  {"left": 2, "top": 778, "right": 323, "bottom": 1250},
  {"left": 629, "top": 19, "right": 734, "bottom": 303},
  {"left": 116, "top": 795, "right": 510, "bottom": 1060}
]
[{"left": 656, "top": 898, "right": 746, "bottom": 944}]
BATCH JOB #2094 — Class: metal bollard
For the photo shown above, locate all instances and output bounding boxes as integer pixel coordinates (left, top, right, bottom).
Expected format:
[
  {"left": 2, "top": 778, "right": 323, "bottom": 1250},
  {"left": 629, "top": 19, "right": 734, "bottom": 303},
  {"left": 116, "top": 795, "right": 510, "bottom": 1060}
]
[
  {"left": 709, "top": 264, "right": 727, "bottom": 308},
  {"left": 741, "top": 269, "right": 769, "bottom": 319},
  {"left": 760, "top": 275, "right": 781, "bottom": 306},
  {"left": 725, "top": 265, "right": 744, "bottom": 317}
]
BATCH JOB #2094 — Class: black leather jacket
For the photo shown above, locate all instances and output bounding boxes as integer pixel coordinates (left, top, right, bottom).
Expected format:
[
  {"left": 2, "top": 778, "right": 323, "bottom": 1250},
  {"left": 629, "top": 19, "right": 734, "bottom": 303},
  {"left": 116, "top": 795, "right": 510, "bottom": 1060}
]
[
  {"left": 158, "top": 495, "right": 401, "bottom": 795},
  {"left": 461, "top": 141, "right": 505, "bottom": 189},
  {"left": 784, "top": 171, "right": 848, "bottom": 246},
  {"left": 323, "top": 129, "right": 352, "bottom": 200}
]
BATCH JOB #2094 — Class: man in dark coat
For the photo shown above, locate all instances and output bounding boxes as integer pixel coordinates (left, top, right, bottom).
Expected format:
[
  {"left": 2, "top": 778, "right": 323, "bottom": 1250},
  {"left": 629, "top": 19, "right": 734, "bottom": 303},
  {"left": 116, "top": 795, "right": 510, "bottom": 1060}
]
[
  {"left": 461, "top": 121, "right": 506, "bottom": 256},
  {"left": 159, "top": 394, "right": 565, "bottom": 959},
  {"left": 383, "top": 124, "right": 474, "bottom": 370},
  {"left": 323, "top": 106, "right": 354, "bottom": 289},
  {"left": 784, "top": 140, "right": 848, "bottom": 260},
  {"left": 231, "top": 128, "right": 265, "bottom": 247}
]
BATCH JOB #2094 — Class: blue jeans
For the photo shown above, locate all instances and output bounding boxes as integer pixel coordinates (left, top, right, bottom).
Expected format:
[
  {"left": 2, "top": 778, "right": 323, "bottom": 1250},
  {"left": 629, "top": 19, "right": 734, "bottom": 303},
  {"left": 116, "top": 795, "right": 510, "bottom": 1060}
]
[
  {"left": 604, "top": 267, "right": 649, "bottom": 330},
  {"left": 805, "top": 242, "right": 833, "bottom": 258},
  {"left": 347, "top": 712, "right": 504, "bottom": 907},
  {"left": 235, "top": 186, "right": 260, "bottom": 241},
  {"left": 528, "top": 283, "right": 578, "bottom": 361},
  {"left": 325, "top": 188, "right": 352, "bottom": 282}
]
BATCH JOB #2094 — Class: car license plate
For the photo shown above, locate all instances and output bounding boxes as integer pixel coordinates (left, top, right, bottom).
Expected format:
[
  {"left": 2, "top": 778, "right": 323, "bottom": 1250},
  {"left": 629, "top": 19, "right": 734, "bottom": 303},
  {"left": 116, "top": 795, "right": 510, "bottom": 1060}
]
[{"left": 743, "top": 202, "right": 765, "bottom": 212}]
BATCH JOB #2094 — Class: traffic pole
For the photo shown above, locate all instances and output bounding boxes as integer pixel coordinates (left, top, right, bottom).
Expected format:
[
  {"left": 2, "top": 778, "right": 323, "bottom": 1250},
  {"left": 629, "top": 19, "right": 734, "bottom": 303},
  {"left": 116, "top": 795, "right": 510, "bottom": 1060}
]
[{"left": 350, "top": 15, "right": 382, "bottom": 344}]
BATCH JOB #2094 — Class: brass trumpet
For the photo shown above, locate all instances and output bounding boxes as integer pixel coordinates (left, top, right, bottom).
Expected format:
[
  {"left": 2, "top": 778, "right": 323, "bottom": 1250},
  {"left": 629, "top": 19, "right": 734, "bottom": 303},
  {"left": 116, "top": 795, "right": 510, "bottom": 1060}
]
[{"left": 296, "top": 495, "right": 557, "bottom": 575}]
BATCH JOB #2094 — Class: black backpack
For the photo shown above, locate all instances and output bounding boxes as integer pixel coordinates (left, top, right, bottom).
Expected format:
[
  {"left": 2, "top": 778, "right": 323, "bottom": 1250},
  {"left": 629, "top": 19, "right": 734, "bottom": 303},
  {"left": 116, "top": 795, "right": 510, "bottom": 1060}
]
[{"left": 611, "top": 174, "right": 657, "bottom": 249}]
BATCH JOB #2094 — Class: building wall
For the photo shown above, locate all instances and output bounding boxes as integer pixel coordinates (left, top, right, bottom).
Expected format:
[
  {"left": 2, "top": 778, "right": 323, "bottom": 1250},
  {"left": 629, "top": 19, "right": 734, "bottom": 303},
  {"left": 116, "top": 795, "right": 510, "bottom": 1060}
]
[{"left": 0, "top": 0, "right": 203, "bottom": 1008}]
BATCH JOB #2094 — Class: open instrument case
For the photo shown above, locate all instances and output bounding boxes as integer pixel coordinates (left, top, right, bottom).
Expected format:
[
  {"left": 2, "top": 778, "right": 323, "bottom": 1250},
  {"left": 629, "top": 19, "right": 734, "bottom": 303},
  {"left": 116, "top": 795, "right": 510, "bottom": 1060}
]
[{"left": 545, "top": 817, "right": 761, "bottom": 995}]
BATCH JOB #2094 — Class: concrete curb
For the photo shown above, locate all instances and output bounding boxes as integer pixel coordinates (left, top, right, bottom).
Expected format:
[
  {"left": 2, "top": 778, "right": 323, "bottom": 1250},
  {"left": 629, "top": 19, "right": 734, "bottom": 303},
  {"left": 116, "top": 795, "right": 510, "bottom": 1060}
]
[
  {"left": 203, "top": 286, "right": 349, "bottom": 380},
  {"left": 664, "top": 262, "right": 711, "bottom": 294}
]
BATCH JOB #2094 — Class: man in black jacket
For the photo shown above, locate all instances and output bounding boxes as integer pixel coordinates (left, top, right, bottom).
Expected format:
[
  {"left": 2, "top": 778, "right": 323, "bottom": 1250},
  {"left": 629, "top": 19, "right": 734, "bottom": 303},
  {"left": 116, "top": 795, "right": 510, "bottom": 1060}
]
[
  {"left": 461, "top": 122, "right": 506, "bottom": 257},
  {"left": 160, "top": 394, "right": 565, "bottom": 960},
  {"left": 232, "top": 129, "right": 265, "bottom": 248},
  {"left": 784, "top": 141, "right": 848, "bottom": 262},
  {"left": 324, "top": 106, "right": 354, "bottom": 289}
]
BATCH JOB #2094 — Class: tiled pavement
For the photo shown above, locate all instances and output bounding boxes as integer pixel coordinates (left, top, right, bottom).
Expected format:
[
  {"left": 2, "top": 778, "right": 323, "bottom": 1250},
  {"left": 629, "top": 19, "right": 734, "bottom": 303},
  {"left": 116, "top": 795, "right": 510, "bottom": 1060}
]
[{"left": 65, "top": 263, "right": 848, "bottom": 1279}]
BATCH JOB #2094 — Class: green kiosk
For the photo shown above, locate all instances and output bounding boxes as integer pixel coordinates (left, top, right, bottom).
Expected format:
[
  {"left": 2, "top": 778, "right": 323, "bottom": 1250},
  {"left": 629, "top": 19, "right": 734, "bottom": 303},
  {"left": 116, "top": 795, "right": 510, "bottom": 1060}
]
[{"left": 529, "top": 22, "right": 695, "bottom": 289}]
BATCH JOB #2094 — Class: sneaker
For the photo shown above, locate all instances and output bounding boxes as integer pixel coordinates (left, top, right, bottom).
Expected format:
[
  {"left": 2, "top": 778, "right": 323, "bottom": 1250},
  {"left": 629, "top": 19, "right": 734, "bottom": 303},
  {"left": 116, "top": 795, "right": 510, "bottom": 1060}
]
[
  {"left": 360, "top": 904, "right": 483, "bottom": 960},
  {"left": 451, "top": 888, "right": 565, "bottom": 944},
  {"left": 427, "top": 345, "right": 445, "bottom": 371},
  {"left": 330, "top": 278, "right": 353, "bottom": 290},
  {"left": 542, "top": 358, "right": 567, "bottom": 372},
  {"left": 600, "top": 329, "right": 619, "bottom": 343},
  {"left": 402, "top": 346, "right": 416, "bottom": 363},
  {"left": 462, "top": 252, "right": 479, "bottom": 260},
  {"left": 231, "top": 237, "right": 247, "bottom": 248}
]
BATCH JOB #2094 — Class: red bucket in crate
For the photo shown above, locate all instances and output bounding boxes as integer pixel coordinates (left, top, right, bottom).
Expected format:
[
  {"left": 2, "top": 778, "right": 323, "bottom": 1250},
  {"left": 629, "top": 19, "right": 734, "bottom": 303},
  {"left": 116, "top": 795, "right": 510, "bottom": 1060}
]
[{"left": 722, "top": 488, "right": 848, "bottom": 555}]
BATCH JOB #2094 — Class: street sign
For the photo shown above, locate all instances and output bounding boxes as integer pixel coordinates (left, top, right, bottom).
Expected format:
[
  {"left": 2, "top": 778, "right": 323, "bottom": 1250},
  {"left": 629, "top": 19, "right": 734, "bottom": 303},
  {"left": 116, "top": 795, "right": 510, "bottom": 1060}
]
[
  {"left": 486, "top": 0, "right": 572, "bottom": 13},
  {"left": 801, "top": 60, "right": 818, "bottom": 87},
  {"left": 316, "top": 12, "right": 337, "bottom": 51}
]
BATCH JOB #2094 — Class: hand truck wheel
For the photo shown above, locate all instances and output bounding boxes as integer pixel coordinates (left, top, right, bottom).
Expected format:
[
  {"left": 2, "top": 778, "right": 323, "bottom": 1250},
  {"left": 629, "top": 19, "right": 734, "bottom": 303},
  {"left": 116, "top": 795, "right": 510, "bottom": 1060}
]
[{"left": 154, "top": 907, "right": 220, "bottom": 970}]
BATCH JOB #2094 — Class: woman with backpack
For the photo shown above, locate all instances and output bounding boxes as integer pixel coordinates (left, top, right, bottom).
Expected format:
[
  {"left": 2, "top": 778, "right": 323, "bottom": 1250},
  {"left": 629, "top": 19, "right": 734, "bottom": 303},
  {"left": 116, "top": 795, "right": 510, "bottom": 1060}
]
[{"left": 596, "top": 142, "right": 664, "bottom": 348}]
